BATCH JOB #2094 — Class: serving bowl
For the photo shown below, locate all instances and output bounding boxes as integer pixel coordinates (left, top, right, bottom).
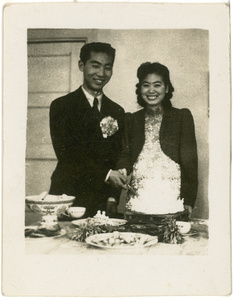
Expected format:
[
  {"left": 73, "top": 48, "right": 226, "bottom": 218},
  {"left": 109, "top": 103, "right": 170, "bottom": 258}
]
[
  {"left": 67, "top": 207, "right": 86, "bottom": 219},
  {"left": 176, "top": 221, "right": 191, "bottom": 234},
  {"left": 26, "top": 192, "right": 75, "bottom": 227}
]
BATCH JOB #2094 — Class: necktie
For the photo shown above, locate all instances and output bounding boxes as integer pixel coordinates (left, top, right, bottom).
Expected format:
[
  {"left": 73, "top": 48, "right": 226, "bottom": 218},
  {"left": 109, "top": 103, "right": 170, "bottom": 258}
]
[{"left": 93, "top": 97, "right": 100, "bottom": 116}]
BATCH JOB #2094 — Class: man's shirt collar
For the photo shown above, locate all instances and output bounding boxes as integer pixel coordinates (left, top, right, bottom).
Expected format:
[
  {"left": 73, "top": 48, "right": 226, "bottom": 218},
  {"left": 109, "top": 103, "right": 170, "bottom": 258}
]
[{"left": 81, "top": 86, "right": 102, "bottom": 111}]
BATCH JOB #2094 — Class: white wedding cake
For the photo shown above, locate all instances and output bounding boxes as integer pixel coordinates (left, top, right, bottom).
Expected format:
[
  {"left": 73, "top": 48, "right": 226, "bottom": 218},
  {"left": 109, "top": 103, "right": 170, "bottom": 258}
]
[{"left": 126, "top": 176, "right": 184, "bottom": 215}]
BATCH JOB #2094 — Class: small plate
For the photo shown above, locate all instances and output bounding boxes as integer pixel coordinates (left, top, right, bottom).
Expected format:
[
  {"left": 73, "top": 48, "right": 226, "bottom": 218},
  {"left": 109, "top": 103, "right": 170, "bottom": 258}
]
[
  {"left": 85, "top": 232, "right": 158, "bottom": 250},
  {"left": 25, "top": 226, "right": 66, "bottom": 238},
  {"left": 182, "top": 229, "right": 198, "bottom": 236},
  {"left": 71, "top": 218, "right": 127, "bottom": 227}
]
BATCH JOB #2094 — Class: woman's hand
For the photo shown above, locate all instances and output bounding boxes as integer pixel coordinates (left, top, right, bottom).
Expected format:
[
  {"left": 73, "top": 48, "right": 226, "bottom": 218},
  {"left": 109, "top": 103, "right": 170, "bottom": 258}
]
[{"left": 184, "top": 205, "right": 193, "bottom": 218}]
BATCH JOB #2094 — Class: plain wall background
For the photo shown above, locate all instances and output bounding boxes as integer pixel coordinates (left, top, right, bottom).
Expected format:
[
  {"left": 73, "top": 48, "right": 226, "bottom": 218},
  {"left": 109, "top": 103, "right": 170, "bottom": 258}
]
[{"left": 27, "top": 28, "right": 209, "bottom": 219}]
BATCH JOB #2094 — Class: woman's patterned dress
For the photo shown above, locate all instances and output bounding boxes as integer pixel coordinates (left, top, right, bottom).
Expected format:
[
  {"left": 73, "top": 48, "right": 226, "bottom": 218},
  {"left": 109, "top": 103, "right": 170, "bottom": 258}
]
[{"left": 127, "top": 106, "right": 184, "bottom": 214}]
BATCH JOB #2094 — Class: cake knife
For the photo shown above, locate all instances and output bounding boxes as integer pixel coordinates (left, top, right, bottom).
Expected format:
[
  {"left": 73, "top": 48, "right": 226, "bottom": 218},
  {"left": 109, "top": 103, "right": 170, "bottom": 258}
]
[{"left": 126, "top": 184, "right": 138, "bottom": 196}]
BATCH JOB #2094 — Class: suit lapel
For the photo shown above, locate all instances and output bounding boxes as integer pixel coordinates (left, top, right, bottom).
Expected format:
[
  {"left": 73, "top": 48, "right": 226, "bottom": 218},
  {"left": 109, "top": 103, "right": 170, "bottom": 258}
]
[
  {"left": 100, "top": 94, "right": 111, "bottom": 119},
  {"left": 71, "top": 87, "right": 102, "bottom": 141},
  {"left": 75, "top": 87, "right": 92, "bottom": 112}
]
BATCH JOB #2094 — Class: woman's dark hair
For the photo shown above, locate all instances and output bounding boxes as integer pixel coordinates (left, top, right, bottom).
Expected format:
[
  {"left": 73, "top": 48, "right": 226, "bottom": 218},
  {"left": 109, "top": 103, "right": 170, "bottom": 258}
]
[
  {"left": 136, "top": 62, "right": 174, "bottom": 109},
  {"left": 80, "top": 42, "right": 116, "bottom": 65}
]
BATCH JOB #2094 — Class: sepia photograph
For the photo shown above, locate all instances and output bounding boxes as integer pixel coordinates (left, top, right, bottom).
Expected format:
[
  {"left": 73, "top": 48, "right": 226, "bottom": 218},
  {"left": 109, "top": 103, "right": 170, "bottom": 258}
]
[
  {"left": 25, "top": 27, "right": 209, "bottom": 254},
  {"left": 2, "top": 1, "right": 231, "bottom": 297}
]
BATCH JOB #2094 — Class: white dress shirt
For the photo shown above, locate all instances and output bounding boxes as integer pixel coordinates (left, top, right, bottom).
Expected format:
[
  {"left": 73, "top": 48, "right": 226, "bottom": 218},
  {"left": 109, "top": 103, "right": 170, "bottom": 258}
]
[{"left": 81, "top": 86, "right": 102, "bottom": 111}]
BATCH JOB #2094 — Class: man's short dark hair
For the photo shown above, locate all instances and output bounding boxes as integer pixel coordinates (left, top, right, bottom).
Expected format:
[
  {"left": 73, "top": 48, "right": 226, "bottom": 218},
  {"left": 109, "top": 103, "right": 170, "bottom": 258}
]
[{"left": 80, "top": 42, "right": 116, "bottom": 64}]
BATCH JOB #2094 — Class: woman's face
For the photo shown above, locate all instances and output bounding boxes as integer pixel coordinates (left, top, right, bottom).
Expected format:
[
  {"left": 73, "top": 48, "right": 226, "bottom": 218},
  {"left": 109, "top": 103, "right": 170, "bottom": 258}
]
[{"left": 140, "top": 73, "right": 168, "bottom": 109}]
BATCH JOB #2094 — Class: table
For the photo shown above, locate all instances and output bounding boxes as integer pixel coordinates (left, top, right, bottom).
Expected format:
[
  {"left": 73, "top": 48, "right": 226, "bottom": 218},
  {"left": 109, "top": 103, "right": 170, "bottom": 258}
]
[{"left": 25, "top": 213, "right": 209, "bottom": 255}]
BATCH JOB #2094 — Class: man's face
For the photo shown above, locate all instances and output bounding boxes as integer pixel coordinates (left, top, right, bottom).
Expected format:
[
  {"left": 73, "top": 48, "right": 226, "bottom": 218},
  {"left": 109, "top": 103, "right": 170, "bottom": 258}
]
[{"left": 79, "top": 51, "right": 114, "bottom": 96}]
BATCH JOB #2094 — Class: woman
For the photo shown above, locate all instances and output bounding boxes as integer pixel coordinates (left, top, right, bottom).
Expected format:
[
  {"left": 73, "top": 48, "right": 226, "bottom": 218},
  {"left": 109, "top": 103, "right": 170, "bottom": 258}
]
[{"left": 116, "top": 62, "right": 198, "bottom": 217}]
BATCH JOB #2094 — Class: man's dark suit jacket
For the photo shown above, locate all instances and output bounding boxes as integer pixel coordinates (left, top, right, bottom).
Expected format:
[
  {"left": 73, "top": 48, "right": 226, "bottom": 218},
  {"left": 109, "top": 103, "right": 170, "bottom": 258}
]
[
  {"left": 49, "top": 87, "right": 125, "bottom": 216},
  {"left": 117, "top": 107, "right": 198, "bottom": 208}
]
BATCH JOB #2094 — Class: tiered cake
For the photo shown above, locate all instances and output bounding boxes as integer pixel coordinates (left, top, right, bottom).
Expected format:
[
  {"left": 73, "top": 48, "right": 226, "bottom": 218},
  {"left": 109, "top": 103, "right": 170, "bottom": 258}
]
[{"left": 126, "top": 177, "right": 184, "bottom": 215}]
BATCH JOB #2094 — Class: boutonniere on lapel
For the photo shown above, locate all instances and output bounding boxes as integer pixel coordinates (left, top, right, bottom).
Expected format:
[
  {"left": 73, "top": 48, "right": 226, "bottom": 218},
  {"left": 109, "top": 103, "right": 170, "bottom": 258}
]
[{"left": 100, "top": 116, "right": 119, "bottom": 138}]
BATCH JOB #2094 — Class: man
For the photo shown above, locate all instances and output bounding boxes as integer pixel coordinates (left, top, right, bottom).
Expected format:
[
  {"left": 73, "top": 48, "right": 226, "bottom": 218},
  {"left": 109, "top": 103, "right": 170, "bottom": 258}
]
[{"left": 49, "top": 42, "right": 126, "bottom": 217}]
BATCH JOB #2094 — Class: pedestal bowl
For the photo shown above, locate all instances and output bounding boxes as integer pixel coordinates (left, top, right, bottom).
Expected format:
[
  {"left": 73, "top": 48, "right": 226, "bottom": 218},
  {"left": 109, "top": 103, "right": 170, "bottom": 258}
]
[{"left": 26, "top": 192, "right": 75, "bottom": 226}]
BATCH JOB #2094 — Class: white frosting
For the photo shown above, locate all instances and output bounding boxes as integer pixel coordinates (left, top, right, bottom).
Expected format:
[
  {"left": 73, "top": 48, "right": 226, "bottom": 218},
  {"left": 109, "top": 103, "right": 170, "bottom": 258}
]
[{"left": 127, "top": 176, "right": 184, "bottom": 215}]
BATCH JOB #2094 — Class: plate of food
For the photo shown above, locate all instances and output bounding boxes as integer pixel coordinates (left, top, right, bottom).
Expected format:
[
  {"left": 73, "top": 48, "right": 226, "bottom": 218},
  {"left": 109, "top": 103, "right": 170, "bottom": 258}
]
[
  {"left": 25, "top": 225, "right": 66, "bottom": 238},
  {"left": 85, "top": 231, "right": 158, "bottom": 249},
  {"left": 71, "top": 217, "right": 127, "bottom": 227}
]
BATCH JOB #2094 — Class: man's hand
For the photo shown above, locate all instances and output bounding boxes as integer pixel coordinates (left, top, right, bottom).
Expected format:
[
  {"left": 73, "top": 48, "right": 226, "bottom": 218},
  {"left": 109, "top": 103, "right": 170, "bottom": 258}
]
[
  {"left": 118, "top": 168, "right": 127, "bottom": 177},
  {"left": 108, "top": 170, "right": 127, "bottom": 189},
  {"left": 184, "top": 205, "right": 193, "bottom": 218}
]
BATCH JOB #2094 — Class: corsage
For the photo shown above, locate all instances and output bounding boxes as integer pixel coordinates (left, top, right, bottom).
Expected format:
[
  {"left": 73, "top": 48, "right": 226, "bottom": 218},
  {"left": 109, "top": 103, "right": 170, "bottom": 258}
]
[{"left": 100, "top": 116, "right": 119, "bottom": 138}]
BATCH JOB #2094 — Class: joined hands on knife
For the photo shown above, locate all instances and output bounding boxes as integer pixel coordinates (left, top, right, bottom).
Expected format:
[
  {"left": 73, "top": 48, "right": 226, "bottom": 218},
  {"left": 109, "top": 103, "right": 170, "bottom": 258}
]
[
  {"left": 108, "top": 169, "right": 138, "bottom": 196},
  {"left": 108, "top": 168, "right": 128, "bottom": 190}
]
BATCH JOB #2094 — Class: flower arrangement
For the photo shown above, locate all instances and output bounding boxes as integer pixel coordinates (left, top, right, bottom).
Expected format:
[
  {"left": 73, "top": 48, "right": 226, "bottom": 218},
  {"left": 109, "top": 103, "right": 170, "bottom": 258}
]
[
  {"left": 163, "top": 218, "right": 183, "bottom": 244},
  {"left": 100, "top": 116, "right": 119, "bottom": 138}
]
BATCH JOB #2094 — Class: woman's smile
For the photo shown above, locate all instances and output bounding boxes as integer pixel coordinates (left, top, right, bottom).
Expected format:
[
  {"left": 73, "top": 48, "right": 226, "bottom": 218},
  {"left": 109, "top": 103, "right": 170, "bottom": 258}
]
[
  {"left": 147, "top": 95, "right": 158, "bottom": 100},
  {"left": 140, "top": 73, "right": 168, "bottom": 110}
]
